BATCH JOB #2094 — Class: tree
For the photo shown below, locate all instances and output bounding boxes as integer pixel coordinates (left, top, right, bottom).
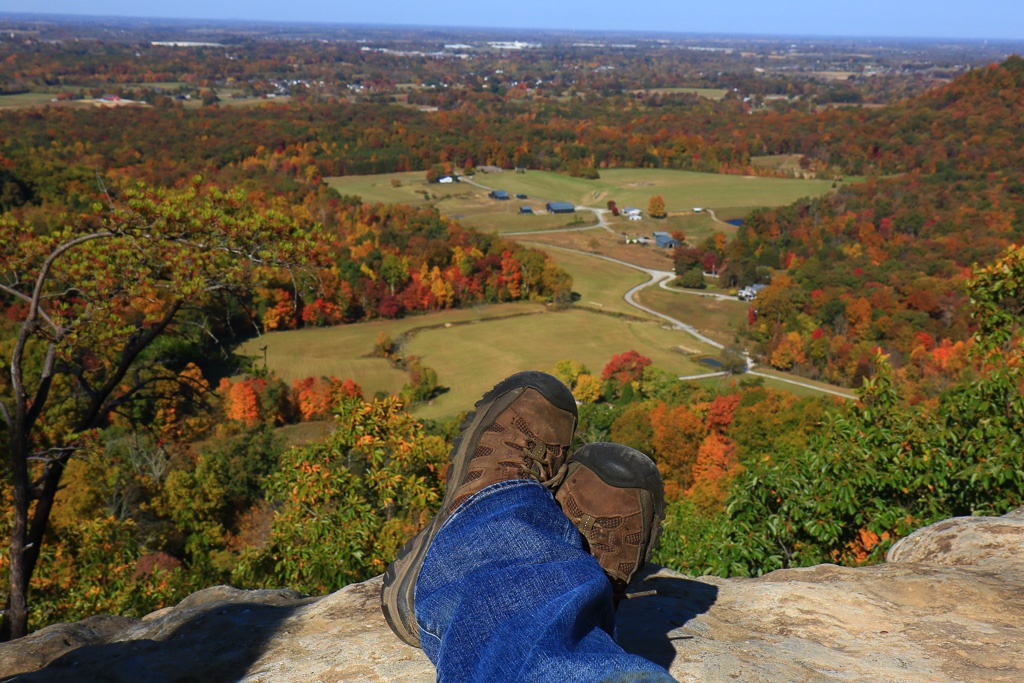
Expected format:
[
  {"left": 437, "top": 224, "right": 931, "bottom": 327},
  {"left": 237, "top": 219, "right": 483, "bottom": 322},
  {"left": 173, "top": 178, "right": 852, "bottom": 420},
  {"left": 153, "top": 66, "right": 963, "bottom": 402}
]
[
  {"left": 659, "top": 247, "right": 1024, "bottom": 577},
  {"left": 601, "top": 350, "right": 652, "bottom": 384},
  {"left": 234, "top": 395, "right": 446, "bottom": 592},
  {"left": 679, "top": 267, "right": 707, "bottom": 289},
  {"left": 606, "top": 200, "right": 619, "bottom": 216},
  {"left": 648, "top": 195, "right": 667, "bottom": 219},
  {"left": 0, "top": 178, "right": 317, "bottom": 640},
  {"left": 380, "top": 253, "right": 410, "bottom": 296}
]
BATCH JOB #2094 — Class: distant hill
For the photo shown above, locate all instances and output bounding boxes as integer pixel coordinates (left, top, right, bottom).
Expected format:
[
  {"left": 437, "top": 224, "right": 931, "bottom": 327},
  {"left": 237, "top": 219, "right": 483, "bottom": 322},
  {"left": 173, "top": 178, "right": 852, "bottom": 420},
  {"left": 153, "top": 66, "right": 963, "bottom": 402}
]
[{"left": 731, "top": 57, "right": 1024, "bottom": 391}]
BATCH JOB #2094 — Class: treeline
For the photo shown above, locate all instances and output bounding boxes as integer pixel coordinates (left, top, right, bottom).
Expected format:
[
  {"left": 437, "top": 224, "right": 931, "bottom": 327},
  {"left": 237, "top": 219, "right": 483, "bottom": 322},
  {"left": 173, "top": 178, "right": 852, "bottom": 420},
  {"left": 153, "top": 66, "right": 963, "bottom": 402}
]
[
  {"left": 7, "top": 58, "right": 1021, "bottom": 201},
  {"left": 726, "top": 57, "right": 1024, "bottom": 391}
]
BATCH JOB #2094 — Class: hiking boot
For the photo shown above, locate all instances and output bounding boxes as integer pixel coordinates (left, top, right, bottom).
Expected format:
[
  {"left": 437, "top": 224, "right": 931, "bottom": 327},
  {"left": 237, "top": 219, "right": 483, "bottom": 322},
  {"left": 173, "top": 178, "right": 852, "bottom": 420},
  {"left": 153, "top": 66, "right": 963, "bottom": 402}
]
[
  {"left": 555, "top": 442, "right": 665, "bottom": 597},
  {"left": 381, "top": 371, "right": 578, "bottom": 648}
]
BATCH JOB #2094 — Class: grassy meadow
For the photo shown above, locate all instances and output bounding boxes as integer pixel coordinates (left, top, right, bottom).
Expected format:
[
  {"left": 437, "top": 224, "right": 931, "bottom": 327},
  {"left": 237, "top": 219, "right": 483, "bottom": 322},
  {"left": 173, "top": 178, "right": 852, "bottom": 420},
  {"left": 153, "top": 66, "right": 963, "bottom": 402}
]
[
  {"left": 233, "top": 302, "right": 545, "bottom": 388},
  {"left": 539, "top": 247, "right": 653, "bottom": 317},
  {"left": 326, "top": 172, "right": 476, "bottom": 205},
  {"left": 635, "top": 287, "right": 750, "bottom": 347},
  {"left": 325, "top": 167, "right": 843, "bottom": 236},
  {"left": 234, "top": 302, "right": 718, "bottom": 420},
  {"left": 0, "top": 93, "right": 61, "bottom": 108},
  {"left": 402, "top": 308, "right": 715, "bottom": 419},
  {"left": 519, "top": 231, "right": 676, "bottom": 271},
  {"left": 477, "top": 168, "right": 841, "bottom": 214}
]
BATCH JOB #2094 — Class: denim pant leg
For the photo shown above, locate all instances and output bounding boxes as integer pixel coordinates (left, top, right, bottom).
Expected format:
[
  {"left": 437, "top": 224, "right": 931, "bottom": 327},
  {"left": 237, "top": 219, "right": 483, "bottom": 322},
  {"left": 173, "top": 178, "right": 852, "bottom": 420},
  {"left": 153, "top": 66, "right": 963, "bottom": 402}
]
[{"left": 414, "top": 480, "right": 676, "bottom": 683}]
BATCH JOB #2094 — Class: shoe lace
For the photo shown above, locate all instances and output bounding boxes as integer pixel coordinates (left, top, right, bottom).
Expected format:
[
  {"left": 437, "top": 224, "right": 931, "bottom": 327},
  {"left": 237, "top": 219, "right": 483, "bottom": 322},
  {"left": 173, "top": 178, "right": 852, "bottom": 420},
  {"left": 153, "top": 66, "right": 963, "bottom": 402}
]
[{"left": 521, "top": 439, "right": 569, "bottom": 489}]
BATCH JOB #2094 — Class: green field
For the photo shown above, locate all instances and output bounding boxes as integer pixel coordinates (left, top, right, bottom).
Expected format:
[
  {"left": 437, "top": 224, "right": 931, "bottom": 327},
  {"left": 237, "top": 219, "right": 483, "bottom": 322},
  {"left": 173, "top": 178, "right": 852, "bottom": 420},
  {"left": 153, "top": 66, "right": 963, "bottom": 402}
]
[
  {"left": 234, "top": 302, "right": 717, "bottom": 420},
  {"left": 138, "top": 81, "right": 188, "bottom": 89},
  {"left": 475, "top": 168, "right": 842, "bottom": 216},
  {"left": 326, "top": 172, "right": 476, "bottom": 205},
  {"left": 233, "top": 302, "right": 546, "bottom": 389},
  {"left": 538, "top": 247, "right": 653, "bottom": 317},
  {"left": 658, "top": 212, "right": 731, "bottom": 244},
  {"left": 325, "top": 168, "right": 844, "bottom": 238},
  {"left": 0, "top": 93, "right": 58, "bottom": 108},
  {"left": 326, "top": 173, "right": 588, "bottom": 233},
  {"left": 403, "top": 308, "right": 715, "bottom": 419},
  {"left": 439, "top": 199, "right": 587, "bottom": 234},
  {"left": 636, "top": 288, "right": 750, "bottom": 347}
]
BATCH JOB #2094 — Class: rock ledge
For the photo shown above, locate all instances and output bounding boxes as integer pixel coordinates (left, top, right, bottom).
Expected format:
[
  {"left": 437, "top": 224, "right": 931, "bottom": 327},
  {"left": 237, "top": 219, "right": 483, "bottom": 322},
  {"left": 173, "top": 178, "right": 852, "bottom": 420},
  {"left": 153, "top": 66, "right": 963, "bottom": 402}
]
[{"left": 2, "top": 508, "right": 1023, "bottom": 682}]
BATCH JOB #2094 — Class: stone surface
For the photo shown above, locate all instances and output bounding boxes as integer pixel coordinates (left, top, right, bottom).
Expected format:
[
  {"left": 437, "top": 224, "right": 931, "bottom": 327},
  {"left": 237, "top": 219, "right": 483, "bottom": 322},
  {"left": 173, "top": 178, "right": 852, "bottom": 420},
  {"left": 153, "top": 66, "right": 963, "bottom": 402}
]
[{"left": 2, "top": 508, "right": 1023, "bottom": 682}]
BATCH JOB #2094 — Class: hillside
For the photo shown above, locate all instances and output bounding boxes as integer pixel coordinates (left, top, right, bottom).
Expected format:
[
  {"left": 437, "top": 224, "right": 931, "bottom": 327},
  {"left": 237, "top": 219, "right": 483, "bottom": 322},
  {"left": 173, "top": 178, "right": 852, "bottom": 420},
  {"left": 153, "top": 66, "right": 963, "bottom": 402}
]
[{"left": 728, "top": 57, "right": 1024, "bottom": 391}]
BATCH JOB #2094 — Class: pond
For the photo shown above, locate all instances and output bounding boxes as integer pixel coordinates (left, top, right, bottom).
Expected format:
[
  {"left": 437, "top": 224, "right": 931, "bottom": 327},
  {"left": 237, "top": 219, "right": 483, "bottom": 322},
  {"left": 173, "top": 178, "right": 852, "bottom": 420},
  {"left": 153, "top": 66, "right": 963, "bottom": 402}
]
[{"left": 697, "top": 356, "right": 723, "bottom": 368}]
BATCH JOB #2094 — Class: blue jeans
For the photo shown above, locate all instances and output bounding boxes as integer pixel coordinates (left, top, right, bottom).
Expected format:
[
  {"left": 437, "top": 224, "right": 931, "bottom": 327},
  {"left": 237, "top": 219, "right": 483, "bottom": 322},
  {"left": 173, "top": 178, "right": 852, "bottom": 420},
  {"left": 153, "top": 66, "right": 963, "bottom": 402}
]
[{"left": 414, "top": 480, "right": 677, "bottom": 682}]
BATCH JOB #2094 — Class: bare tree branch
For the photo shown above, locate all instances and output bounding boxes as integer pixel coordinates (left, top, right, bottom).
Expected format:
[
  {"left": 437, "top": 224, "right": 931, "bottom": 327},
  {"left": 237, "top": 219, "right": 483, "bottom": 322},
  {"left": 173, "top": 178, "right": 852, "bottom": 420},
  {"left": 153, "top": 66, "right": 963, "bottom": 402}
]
[
  {"left": 0, "top": 283, "right": 59, "bottom": 334},
  {"left": 0, "top": 399, "right": 12, "bottom": 432},
  {"left": 23, "top": 341, "right": 57, "bottom": 433}
]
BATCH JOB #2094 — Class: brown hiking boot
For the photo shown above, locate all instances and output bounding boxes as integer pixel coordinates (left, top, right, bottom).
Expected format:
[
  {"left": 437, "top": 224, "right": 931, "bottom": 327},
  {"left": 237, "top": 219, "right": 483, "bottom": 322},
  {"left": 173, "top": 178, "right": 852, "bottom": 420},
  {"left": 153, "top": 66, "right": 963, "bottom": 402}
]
[
  {"left": 381, "top": 371, "right": 578, "bottom": 648},
  {"left": 555, "top": 442, "right": 665, "bottom": 597}
]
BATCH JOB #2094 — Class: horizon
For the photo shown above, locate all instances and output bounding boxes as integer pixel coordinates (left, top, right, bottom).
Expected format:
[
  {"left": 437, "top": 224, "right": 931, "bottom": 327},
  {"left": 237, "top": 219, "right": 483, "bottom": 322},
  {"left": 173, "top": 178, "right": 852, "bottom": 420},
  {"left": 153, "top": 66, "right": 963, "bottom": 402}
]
[{"left": 2, "top": 2, "right": 1024, "bottom": 43}]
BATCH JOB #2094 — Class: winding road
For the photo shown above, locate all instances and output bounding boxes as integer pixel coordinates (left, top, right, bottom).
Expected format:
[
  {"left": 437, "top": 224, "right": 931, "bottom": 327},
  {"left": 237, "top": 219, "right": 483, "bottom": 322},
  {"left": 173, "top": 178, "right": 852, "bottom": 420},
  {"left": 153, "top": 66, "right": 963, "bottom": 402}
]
[{"left": 460, "top": 175, "right": 856, "bottom": 400}]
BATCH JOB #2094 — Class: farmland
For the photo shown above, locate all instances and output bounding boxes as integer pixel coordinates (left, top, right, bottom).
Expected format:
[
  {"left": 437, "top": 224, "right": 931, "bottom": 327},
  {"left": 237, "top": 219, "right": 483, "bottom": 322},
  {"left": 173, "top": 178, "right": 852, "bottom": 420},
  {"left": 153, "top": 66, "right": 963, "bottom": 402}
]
[
  {"left": 326, "top": 167, "right": 845, "bottom": 239},
  {"left": 234, "top": 302, "right": 718, "bottom": 419},
  {"left": 475, "top": 168, "right": 842, "bottom": 214}
]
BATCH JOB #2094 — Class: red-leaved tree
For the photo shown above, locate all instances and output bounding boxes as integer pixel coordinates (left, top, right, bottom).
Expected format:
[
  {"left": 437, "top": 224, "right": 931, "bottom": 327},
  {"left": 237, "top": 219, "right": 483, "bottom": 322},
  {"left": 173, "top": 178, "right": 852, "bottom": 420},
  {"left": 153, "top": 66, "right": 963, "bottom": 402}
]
[{"left": 601, "top": 350, "right": 652, "bottom": 384}]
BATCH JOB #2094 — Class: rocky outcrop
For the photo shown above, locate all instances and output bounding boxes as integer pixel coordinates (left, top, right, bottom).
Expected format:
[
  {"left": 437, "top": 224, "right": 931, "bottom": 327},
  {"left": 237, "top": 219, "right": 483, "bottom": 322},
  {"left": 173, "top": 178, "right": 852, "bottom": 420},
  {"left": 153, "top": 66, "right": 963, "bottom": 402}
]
[{"left": 2, "top": 508, "right": 1022, "bottom": 682}]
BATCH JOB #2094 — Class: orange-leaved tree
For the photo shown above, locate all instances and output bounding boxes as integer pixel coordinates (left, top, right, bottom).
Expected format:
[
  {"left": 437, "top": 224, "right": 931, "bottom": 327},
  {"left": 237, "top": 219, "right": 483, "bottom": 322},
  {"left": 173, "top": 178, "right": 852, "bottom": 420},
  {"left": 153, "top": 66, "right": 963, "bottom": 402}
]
[
  {"left": 647, "top": 195, "right": 667, "bottom": 219},
  {"left": 0, "top": 177, "right": 318, "bottom": 640}
]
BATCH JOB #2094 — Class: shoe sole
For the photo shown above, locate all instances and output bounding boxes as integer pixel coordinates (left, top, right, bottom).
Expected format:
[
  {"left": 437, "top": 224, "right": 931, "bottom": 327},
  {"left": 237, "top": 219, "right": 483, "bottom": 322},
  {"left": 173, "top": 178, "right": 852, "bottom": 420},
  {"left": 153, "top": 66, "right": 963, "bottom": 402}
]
[
  {"left": 380, "top": 371, "right": 578, "bottom": 648},
  {"left": 567, "top": 442, "right": 666, "bottom": 561}
]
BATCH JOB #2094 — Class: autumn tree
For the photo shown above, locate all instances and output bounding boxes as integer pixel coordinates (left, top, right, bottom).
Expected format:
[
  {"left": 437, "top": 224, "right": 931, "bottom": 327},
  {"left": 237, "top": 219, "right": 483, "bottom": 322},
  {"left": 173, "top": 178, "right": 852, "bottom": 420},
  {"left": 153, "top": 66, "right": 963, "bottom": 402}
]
[
  {"left": 601, "top": 350, "right": 652, "bottom": 385},
  {"left": 0, "top": 178, "right": 317, "bottom": 640},
  {"left": 234, "top": 395, "right": 446, "bottom": 591},
  {"left": 648, "top": 195, "right": 667, "bottom": 219}
]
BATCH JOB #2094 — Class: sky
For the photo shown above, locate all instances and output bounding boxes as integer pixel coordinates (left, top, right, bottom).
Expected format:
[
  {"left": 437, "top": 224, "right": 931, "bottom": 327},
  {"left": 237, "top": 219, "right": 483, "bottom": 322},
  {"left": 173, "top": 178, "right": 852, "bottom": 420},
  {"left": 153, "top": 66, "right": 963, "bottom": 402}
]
[{"left": 4, "top": 0, "right": 1024, "bottom": 41}]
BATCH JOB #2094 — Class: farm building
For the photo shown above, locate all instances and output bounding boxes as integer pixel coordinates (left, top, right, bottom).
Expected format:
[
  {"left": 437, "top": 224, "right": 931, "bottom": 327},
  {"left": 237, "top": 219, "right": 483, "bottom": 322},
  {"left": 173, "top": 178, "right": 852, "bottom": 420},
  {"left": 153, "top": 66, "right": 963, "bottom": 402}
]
[
  {"left": 546, "top": 201, "right": 575, "bottom": 213},
  {"left": 519, "top": 206, "right": 533, "bottom": 214},
  {"left": 488, "top": 190, "right": 510, "bottom": 200},
  {"left": 653, "top": 232, "right": 680, "bottom": 249},
  {"left": 738, "top": 283, "right": 768, "bottom": 301}
]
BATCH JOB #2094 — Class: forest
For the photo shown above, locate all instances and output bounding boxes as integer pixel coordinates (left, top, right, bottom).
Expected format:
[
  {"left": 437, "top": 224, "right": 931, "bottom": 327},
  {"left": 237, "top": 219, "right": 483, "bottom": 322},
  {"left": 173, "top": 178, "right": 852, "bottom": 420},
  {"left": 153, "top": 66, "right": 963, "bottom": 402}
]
[{"left": 1, "top": 24, "right": 1023, "bottom": 640}]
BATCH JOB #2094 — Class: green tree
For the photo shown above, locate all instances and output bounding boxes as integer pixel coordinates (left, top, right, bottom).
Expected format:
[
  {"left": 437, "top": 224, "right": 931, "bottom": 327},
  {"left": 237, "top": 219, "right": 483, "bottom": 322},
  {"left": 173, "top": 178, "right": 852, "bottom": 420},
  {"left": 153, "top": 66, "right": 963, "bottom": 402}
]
[
  {"left": 679, "top": 267, "right": 707, "bottom": 289},
  {"left": 380, "top": 253, "right": 410, "bottom": 296},
  {"left": 0, "top": 178, "right": 317, "bottom": 640},
  {"left": 234, "top": 396, "right": 446, "bottom": 592},
  {"left": 658, "top": 247, "right": 1024, "bottom": 577}
]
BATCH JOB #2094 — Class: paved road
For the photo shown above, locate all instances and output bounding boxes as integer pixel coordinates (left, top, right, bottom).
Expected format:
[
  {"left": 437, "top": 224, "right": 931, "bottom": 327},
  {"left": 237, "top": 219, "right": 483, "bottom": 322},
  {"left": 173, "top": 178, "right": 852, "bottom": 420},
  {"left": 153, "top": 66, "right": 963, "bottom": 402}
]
[
  {"left": 531, "top": 244, "right": 725, "bottom": 350},
  {"left": 461, "top": 176, "right": 854, "bottom": 399}
]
